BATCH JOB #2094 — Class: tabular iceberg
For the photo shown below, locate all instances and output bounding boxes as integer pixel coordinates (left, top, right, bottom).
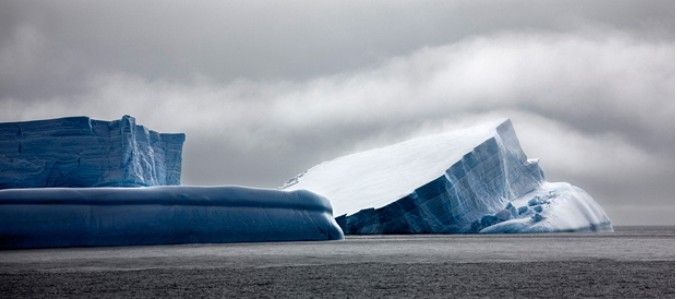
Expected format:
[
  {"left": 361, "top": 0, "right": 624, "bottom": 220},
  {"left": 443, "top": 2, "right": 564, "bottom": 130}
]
[
  {"left": 0, "top": 186, "right": 343, "bottom": 249},
  {"left": 0, "top": 115, "right": 343, "bottom": 249},
  {"left": 0, "top": 115, "right": 184, "bottom": 188},
  {"left": 284, "top": 119, "right": 612, "bottom": 234}
]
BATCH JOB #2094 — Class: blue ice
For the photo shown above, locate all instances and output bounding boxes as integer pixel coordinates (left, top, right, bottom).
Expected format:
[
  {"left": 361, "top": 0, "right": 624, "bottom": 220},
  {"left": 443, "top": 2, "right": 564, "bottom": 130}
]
[
  {"left": 0, "top": 186, "right": 343, "bottom": 249},
  {"left": 0, "top": 115, "right": 184, "bottom": 189}
]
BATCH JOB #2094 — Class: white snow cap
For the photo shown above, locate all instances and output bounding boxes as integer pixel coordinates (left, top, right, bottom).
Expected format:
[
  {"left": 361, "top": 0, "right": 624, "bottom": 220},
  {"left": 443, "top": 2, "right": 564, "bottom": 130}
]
[{"left": 284, "top": 119, "right": 508, "bottom": 216}]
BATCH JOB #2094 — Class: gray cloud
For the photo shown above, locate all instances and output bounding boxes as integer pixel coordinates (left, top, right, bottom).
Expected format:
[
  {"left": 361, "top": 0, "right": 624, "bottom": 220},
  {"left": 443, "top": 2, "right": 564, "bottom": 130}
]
[
  {"left": 0, "top": 1, "right": 674, "bottom": 225},
  {"left": 1, "top": 0, "right": 673, "bottom": 98}
]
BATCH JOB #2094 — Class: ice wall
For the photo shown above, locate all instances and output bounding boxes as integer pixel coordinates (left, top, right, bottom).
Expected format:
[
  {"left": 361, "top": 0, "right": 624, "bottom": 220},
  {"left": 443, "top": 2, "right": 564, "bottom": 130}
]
[
  {"left": 0, "top": 186, "right": 343, "bottom": 249},
  {"left": 0, "top": 115, "right": 185, "bottom": 188},
  {"left": 284, "top": 119, "right": 612, "bottom": 234}
]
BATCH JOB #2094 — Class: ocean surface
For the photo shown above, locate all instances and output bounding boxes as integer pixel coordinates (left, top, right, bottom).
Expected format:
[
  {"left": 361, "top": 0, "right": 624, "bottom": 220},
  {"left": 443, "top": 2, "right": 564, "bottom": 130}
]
[{"left": 0, "top": 226, "right": 673, "bottom": 297}]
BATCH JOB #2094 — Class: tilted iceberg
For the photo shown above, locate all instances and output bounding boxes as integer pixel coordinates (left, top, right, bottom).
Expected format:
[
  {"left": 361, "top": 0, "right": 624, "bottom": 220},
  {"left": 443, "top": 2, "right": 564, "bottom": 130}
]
[
  {"left": 0, "top": 115, "right": 184, "bottom": 189},
  {"left": 0, "top": 186, "right": 343, "bottom": 249},
  {"left": 284, "top": 119, "right": 612, "bottom": 234}
]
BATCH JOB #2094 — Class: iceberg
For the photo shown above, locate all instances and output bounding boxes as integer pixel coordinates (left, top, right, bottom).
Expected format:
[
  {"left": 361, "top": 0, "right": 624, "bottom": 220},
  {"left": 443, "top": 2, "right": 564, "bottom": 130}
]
[
  {"left": 0, "top": 115, "right": 343, "bottom": 249},
  {"left": 0, "top": 115, "right": 185, "bottom": 189},
  {"left": 284, "top": 119, "right": 612, "bottom": 234},
  {"left": 0, "top": 186, "right": 343, "bottom": 249}
]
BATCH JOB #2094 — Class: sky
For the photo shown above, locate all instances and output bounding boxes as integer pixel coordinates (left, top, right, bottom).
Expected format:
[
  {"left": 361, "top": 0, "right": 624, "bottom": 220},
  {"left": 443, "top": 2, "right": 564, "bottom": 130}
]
[{"left": 0, "top": 0, "right": 674, "bottom": 225}]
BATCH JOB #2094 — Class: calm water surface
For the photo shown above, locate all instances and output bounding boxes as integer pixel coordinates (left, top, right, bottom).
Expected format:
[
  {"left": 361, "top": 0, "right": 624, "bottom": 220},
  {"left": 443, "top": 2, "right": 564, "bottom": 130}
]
[{"left": 0, "top": 226, "right": 672, "bottom": 273}]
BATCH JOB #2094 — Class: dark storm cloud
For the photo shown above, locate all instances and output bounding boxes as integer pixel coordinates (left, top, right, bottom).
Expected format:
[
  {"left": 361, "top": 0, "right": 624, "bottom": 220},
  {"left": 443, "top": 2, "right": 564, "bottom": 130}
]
[{"left": 0, "top": 0, "right": 674, "bottom": 225}]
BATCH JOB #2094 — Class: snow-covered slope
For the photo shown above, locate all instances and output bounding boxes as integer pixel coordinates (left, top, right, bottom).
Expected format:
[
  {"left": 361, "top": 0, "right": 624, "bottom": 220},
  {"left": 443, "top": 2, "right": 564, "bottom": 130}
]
[
  {"left": 284, "top": 119, "right": 612, "bottom": 234},
  {"left": 0, "top": 186, "right": 343, "bottom": 249},
  {"left": 0, "top": 115, "right": 184, "bottom": 188}
]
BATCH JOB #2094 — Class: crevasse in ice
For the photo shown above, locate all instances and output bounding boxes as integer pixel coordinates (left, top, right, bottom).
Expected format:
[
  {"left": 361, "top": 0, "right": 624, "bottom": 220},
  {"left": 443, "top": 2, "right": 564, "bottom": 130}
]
[{"left": 284, "top": 119, "right": 612, "bottom": 234}]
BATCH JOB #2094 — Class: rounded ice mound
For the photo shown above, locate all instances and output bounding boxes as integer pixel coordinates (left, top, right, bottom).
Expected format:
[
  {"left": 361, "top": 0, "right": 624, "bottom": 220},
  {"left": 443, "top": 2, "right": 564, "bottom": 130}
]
[{"left": 0, "top": 186, "right": 344, "bottom": 249}]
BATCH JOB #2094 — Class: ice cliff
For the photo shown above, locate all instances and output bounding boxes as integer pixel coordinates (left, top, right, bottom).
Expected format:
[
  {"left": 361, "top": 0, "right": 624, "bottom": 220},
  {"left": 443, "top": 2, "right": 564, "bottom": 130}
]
[
  {"left": 0, "top": 115, "right": 185, "bottom": 188},
  {"left": 284, "top": 119, "right": 612, "bottom": 234}
]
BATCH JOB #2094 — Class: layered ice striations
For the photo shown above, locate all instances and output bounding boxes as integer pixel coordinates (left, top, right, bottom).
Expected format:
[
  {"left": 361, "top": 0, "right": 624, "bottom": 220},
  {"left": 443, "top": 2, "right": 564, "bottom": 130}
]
[
  {"left": 284, "top": 119, "right": 612, "bottom": 234},
  {"left": 0, "top": 186, "right": 343, "bottom": 249},
  {"left": 0, "top": 115, "right": 185, "bottom": 189}
]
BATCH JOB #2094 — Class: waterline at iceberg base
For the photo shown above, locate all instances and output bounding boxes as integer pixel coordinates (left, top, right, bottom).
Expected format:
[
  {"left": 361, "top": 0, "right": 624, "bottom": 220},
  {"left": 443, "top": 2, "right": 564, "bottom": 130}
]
[{"left": 284, "top": 119, "right": 612, "bottom": 234}]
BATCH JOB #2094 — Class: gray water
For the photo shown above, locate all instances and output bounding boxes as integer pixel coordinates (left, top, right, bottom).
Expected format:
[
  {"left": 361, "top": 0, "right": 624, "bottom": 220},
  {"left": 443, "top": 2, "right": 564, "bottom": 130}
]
[{"left": 0, "top": 226, "right": 672, "bottom": 273}]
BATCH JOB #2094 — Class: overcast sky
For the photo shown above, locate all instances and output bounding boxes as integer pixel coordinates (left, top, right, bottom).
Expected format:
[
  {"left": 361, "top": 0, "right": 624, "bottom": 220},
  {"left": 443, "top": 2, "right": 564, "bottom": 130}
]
[{"left": 0, "top": 0, "right": 674, "bottom": 225}]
